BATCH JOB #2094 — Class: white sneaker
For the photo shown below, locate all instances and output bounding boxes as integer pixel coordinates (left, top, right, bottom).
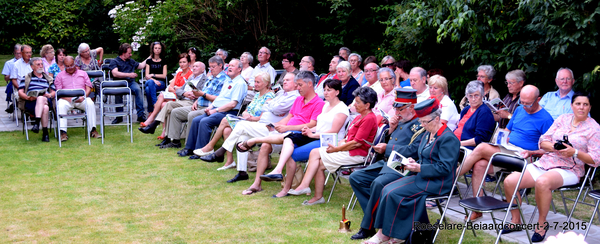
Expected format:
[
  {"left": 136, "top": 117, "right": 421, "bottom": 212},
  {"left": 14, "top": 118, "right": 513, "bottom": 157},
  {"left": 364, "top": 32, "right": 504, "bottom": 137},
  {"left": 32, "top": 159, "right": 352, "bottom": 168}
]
[
  {"left": 193, "top": 149, "right": 214, "bottom": 156},
  {"left": 217, "top": 162, "right": 237, "bottom": 171}
]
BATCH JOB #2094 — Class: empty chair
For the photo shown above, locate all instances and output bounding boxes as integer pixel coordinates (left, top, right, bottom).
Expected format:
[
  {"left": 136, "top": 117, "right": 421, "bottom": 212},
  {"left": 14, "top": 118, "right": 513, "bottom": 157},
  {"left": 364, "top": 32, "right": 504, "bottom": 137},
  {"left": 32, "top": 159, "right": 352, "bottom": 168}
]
[{"left": 100, "top": 80, "right": 133, "bottom": 144}]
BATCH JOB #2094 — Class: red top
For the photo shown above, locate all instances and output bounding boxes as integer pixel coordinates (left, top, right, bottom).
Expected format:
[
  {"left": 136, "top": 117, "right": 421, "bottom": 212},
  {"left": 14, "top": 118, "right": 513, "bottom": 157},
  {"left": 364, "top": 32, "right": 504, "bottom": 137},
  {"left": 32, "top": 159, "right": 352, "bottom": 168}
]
[
  {"left": 453, "top": 108, "right": 475, "bottom": 140},
  {"left": 171, "top": 69, "right": 192, "bottom": 88},
  {"left": 346, "top": 112, "right": 378, "bottom": 157}
]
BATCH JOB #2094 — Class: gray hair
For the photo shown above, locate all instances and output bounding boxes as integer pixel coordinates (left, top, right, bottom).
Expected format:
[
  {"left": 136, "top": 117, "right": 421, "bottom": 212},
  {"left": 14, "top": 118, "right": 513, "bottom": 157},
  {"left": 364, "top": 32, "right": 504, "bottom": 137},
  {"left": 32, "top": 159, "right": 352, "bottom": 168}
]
[
  {"left": 306, "top": 56, "right": 315, "bottom": 67},
  {"left": 339, "top": 47, "right": 351, "bottom": 54},
  {"left": 465, "top": 80, "right": 485, "bottom": 96},
  {"left": 349, "top": 53, "right": 362, "bottom": 64},
  {"left": 425, "top": 109, "right": 443, "bottom": 121},
  {"left": 21, "top": 44, "right": 32, "bottom": 52},
  {"left": 242, "top": 52, "right": 254, "bottom": 64},
  {"left": 216, "top": 48, "right": 228, "bottom": 59},
  {"left": 29, "top": 57, "right": 42, "bottom": 65},
  {"left": 208, "top": 55, "right": 224, "bottom": 67},
  {"left": 336, "top": 61, "right": 351, "bottom": 73},
  {"left": 352, "top": 87, "right": 378, "bottom": 109},
  {"left": 411, "top": 67, "right": 427, "bottom": 79},
  {"left": 295, "top": 70, "right": 316, "bottom": 86},
  {"left": 260, "top": 46, "right": 271, "bottom": 55},
  {"left": 477, "top": 65, "right": 496, "bottom": 80},
  {"left": 377, "top": 67, "right": 396, "bottom": 82},
  {"left": 505, "top": 69, "right": 526, "bottom": 83},
  {"left": 14, "top": 44, "right": 22, "bottom": 52},
  {"left": 380, "top": 55, "right": 396, "bottom": 66},
  {"left": 230, "top": 58, "right": 242, "bottom": 69},
  {"left": 77, "top": 43, "right": 90, "bottom": 54},
  {"left": 556, "top": 67, "right": 574, "bottom": 80}
]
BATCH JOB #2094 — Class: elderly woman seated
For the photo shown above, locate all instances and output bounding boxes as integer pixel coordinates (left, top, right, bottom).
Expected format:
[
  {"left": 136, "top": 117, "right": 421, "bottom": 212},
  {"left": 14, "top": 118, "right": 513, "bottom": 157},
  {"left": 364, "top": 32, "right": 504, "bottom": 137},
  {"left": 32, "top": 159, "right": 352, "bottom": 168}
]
[
  {"left": 363, "top": 98, "right": 460, "bottom": 244},
  {"left": 454, "top": 80, "right": 496, "bottom": 149},
  {"left": 350, "top": 67, "right": 396, "bottom": 123},
  {"left": 192, "top": 72, "right": 275, "bottom": 168},
  {"left": 428, "top": 75, "right": 460, "bottom": 130},
  {"left": 336, "top": 60, "right": 361, "bottom": 105},
  {"left": 287, "top": 87, "right": 378, "bottom": 205},
  {"left": 257, "top": 79, "right": 349, "bottom": 198},
  {"left": 459, "top": 64, "right": 500, "bottom": 110},
  {"left": 501, "top": 92, "right": 600, "bottom": 243}
]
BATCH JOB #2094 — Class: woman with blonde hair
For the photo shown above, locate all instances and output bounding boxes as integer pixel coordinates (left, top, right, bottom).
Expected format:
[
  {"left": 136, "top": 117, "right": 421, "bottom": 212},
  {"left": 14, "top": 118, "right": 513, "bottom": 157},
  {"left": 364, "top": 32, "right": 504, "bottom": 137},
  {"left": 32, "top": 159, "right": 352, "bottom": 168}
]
[{"left": 40, "top": 44, "right": 55, "bottom": 73}]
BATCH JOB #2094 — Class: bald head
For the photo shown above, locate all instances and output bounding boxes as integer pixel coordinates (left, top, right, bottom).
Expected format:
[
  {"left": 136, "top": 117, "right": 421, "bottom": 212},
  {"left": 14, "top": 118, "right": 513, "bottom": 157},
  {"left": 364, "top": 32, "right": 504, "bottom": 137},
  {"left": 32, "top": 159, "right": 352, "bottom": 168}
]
[
  {"left": 409, "top": 67, "right": 428, "bottom": 93},
  {"left": 64, "top": 56, "right": 76, "bottom": 74},
  {"left": 520, "top": 85, "right": 540, "bottom": 99},
  {"left": 520, "top": 85, "right": 541, "bottom": 114}
]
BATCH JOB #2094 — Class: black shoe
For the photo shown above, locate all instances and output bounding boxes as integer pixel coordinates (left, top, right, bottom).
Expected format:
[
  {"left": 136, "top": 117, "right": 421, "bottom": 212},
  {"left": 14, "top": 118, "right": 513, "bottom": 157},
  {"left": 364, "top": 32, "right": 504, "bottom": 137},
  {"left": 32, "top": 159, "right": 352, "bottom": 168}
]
[
  {"left": 31, "top": 124, "right": 40, "bottom": 133},
  {"left": 5, "top": 104, "right": 14, "bottom": 113},
  {"left": 42, "top": 134, "right": 49, "bottom": 142},
  {"left": 260, "top": 174, "right": 283, "bottom": 182},
  {"left": 227, "top": 173, "right": 249, "bottom": 183},
  {"left": 156, "top": 137, "right": 171, "bottom": 147},
  {"left": 500, "top": 224, "right": 523, "bottom": 234},
  {"left": 137, "top": 115, "right": 147, "bottom": 123},
  {"left": 160, "top": 142, "right": 181, "bottom": 149},
  {"left": 177, "top": 149, "right": 193, "bottom": 157},
  {"left": 200, "top": 153, "right": 224, "bottom": 163},
  {"left": 138, "top": 121, "right": 159, "bottom": 134},
  {"left": 531, "top": 230, "right": 547, "bottom": 242},
  {"left": 111, "top": 117, "right": 123, "bottom": 124},
  {"left": 188, "top": 155, "right": 202, "bottom": 160},
  {"left": 350, "top": 228, "right": 376, "bottom": 240}
]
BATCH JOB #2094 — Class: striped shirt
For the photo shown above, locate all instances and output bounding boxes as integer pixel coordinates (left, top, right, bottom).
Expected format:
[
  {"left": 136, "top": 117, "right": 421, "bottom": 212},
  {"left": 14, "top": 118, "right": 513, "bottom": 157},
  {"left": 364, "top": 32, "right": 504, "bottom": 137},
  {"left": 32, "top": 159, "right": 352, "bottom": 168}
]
[{"left": 19, "top": 73, "right": 55, "bottom": 93}]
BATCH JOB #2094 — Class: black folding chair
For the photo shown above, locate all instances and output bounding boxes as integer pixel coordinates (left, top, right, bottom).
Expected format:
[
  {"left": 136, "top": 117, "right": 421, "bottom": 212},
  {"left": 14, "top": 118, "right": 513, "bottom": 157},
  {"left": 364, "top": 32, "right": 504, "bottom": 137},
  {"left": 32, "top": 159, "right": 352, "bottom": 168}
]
[
  {"left": 458, "top": 152, "right": 532, "bottom": 244},
  {"left": 99, "top": 80, "right": 133, "bottom": 144}
]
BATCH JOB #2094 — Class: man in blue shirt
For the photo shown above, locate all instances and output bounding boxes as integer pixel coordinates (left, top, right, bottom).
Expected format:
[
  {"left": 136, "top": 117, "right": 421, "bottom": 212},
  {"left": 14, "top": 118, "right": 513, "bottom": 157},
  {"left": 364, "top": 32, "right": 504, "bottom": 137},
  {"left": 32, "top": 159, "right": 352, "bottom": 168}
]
[
  {"left": 539, "top": 68, "right": 575, "bottom": 119},
  {"left": 459, "top": 85, "right": 554, "bottom": 221},
  {"left": 179, "top": 59, "right": 248, "bottom": 159},
  {"left": 109, "top": 43, "right": 148, "bottom": 124}
]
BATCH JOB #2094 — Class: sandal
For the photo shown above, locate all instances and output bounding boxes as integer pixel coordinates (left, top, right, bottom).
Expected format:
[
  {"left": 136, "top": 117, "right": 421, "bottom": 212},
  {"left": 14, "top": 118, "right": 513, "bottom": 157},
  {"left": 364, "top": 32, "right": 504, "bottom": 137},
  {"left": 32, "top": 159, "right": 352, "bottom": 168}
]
[
  {"left": 157, "top": 136, "right": 165, "bottom": 140},
  {"left": 242, "top": 187, "right": 262, "bottom": 195},
  {"left": 426, "top": 200, "right": 437, "bottom": 208},
  {"left": 362, "top": 234, "right": 388, "bottom": 244},
  {"left": 236, "top": 140, "right": 254, "bottom": 152},
  {"left": 387, "top": 238, "right": 404, "bottom": 244},
  {"left": 140, "top": 122, "right": 148, "bottom": 127}
]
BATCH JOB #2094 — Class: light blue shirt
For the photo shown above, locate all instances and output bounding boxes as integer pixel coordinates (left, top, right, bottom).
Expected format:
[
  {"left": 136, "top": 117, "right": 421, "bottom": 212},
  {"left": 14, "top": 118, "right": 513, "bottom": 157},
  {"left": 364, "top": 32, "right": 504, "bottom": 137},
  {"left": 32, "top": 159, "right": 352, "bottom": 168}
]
[
  {"left": 539, "top": 89, "right": 574, "bottom": 120},
  {"left": 211, "top": 74, "right": 248, "bottom": 110},
  {"left": 2, "top": 57, "right": 17, "bottom": 77}
]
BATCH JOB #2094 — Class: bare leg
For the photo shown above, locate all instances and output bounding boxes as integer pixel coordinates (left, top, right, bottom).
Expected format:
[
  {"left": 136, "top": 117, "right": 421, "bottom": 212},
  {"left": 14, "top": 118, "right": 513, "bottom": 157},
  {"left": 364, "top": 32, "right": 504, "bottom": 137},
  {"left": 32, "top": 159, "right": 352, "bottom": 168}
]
[
  {"left": 268, "top": 138, "right": 295, "bottom": 174},
  {"left": 294, "top": 148, "right": 321, "bottom": 191},
  {"left": 35, "top": 96, "right": 47, "bottom": 119},
  {"left": 222, "top": 127, "right": 234, "bottom": 166},
  {"left": 200, "top": 118, "right": 229, "bottom": 152},
  {"left": 247, "top": 143, "right": 273, "bottom": 190},
  {"left": 144, "top": 94, "right": 165, "bottom": 124},
  {"left": 504, "top": 171, "right": 535, "bottom": 224},
  {"left": 41, "top": 104, "right": 49, "bottom": 127},
  {"left": 274, "top": 158, "right": 297, "bottom": 197},
  {"left": 240, "top": 134, "right": 286, "bottom": 150},
  {"left": 307, "top": 159, "right": 327, "bottom": 203}
]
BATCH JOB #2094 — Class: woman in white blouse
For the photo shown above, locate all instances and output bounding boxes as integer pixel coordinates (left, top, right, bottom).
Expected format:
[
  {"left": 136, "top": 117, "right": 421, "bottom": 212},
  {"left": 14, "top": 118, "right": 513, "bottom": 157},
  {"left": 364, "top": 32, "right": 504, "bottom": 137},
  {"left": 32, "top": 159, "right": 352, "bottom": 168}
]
[{"left": 428, "top": 75, "right": 459, "bottom": 130}]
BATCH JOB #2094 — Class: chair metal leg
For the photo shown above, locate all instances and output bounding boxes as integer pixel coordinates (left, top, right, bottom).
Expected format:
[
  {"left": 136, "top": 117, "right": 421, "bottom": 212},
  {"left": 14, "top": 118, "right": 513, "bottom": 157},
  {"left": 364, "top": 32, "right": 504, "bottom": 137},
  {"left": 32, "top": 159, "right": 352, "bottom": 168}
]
[
  {"left": 327, "top": 173, "right": 339, "bottom": 203},
  {"left": 584, "top": 198, "right": 600, "bottom": 239},
  {"left": 351, "top": 196, "right": 358, "bottom": 211},
  {"left": 347, "top": 192, "right": 355, "bottom": 211}
]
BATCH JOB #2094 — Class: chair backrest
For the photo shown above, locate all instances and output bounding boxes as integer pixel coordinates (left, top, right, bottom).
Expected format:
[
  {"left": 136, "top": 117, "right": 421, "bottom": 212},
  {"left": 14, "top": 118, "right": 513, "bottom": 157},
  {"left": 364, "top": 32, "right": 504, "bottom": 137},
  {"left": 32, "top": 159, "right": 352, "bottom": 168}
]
[
  {"left": 56, "top": 89, "right": 86, "bottom": 99},
  {"left": 86, "top": 70, "right": 103, "bottom": 79},
  {"left": 490, "top": 153, "right": 528, "bottom": 172},
  {"left": 363, "top": 124, "right": 390, "bottom": 166},
  {"left": 103, "top": 58, "right": 113, "bottom": 65},
  {"left": 101, "top": 80, "right": 128, "bottom": 89}
]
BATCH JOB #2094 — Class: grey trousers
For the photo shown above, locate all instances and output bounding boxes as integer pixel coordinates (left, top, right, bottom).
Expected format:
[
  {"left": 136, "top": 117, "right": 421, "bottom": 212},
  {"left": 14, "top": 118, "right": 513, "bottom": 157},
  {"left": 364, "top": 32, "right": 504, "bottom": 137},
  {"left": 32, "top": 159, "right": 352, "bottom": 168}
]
[
  {"left": 167, "top": 105, "right": 206, "bottom": 140},
  {"left": 157, "top": 100, "right": 194, "bottom": 134}
]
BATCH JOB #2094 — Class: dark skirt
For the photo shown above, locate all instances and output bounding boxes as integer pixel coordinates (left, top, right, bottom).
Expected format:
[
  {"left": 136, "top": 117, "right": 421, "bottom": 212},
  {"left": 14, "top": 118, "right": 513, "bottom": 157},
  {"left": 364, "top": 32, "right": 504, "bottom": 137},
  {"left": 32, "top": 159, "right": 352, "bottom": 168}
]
[{"left": 284, "top": 132, "right": 318, "bottom": 147}]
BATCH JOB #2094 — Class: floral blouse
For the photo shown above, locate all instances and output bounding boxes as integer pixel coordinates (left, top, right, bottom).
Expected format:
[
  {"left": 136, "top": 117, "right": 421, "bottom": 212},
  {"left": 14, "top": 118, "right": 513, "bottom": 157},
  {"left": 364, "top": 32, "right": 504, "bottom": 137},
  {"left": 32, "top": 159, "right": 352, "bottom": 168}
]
[
  {"left": 246, "top": 91, "right": 275, "bottom": 117},
  {"left": 48, "top": 63, "right": 63, "bottom": 78},
  {"left": 536, "top": 113, "right": 600, "bottom": 178}
]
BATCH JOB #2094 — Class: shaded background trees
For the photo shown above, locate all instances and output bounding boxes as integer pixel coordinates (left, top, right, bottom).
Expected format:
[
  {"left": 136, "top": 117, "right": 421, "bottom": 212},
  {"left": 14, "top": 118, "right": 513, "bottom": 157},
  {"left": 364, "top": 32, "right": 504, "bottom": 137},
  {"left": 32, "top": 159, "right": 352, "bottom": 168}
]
[{"left": 2, "top": 0, "right": 599, "bottom": 118}]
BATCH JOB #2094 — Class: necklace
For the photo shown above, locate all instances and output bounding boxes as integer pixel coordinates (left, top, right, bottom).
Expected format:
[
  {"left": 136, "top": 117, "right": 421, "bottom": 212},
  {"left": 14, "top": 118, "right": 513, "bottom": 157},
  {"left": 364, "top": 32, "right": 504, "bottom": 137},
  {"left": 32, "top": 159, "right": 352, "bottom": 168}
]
[{"left": 571, "top": 117, "right": 580, "bottom": 128}]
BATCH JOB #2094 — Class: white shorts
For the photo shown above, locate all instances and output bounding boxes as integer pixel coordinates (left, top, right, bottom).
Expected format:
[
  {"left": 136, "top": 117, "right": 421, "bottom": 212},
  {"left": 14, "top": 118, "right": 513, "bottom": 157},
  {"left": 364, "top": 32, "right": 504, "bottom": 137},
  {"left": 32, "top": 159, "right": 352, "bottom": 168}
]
[{"left": 526, "top": 164, "right": 579, "bottom": 186}]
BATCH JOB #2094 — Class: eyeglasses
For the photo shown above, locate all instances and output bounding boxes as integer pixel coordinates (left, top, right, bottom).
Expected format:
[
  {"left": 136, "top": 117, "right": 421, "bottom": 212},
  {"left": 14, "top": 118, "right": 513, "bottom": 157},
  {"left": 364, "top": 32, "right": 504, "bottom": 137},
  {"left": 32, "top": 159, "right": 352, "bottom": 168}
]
[
  {"left": 65, "top": 65, "right": 76, "bottom": 69},
  {"left": 396, "top": 105, "right": 409, "bottom": 112},
  {"left": 505, "top": 80, "right": 519, "bottom": 85},
  {"left": 379, "top": 77, "right": 394, "bottom": 82},
  {"left": 281, "top": 60, "right": 289, "bottom": 63},
  {"left": 365, "top": 69, "right": 378, "bottom": 73},
  {"left": 189, "top": 47, "right": 197, "bottom": 51},
  {"left": 518, "top": 100, "right": 534, "bottom": 108},
  {"left": 419, "top": 117, "right": 435, "bottom": 124},
  {"left": 382, "top": 63, "right": 395, "bottom": 68},
  {"left": 153, "top": 41, "right": 161, "bottom": 45},
  {"left": 467, "top": 93, "right": 481, "bottom": 99},
  {"left": 476, "top": 75, "right": 487, "bottom": 79}
]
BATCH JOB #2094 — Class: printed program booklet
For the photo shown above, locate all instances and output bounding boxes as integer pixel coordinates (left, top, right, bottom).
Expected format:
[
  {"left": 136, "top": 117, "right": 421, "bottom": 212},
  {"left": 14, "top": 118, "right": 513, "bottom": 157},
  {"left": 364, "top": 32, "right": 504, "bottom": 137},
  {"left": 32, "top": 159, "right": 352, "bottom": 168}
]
[
  {"left": 387, "top": 151, "right": 411, "bottom": 176},
  {"left": 483, "top": 98, "right": 508, "bottom": 112},
  {"left": 320, "top": 133, "right": 338, "bottom": 147}
]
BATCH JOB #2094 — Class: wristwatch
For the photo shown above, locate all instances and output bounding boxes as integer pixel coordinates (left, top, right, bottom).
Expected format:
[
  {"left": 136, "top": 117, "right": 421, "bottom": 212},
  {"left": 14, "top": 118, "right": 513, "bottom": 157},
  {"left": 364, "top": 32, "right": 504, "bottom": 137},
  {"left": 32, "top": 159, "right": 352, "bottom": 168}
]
[
  {"left": 574, "top": 149, "right": 579, "bottom": 159},
  {"left": 202, "top": 92, "right": 206, "bottom": 99},
  {"left": 216, "top": 108, "right": 219, "bottom": 113}
]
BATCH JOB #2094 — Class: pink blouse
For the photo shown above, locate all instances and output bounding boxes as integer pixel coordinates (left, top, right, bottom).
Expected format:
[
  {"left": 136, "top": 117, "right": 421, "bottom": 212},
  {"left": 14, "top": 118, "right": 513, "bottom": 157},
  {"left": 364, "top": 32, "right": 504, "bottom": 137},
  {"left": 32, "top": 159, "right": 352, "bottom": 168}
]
[{"left": 536, "top": 113, "right": 600, "bottom": 178}]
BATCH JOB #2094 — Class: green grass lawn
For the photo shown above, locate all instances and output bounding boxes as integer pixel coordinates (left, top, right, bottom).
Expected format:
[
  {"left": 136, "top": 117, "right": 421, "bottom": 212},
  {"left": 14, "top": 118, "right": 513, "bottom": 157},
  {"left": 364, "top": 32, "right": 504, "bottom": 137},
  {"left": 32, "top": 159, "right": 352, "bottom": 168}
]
[{"left": 0, "top": 126, "right": 502, "bottom": 243}]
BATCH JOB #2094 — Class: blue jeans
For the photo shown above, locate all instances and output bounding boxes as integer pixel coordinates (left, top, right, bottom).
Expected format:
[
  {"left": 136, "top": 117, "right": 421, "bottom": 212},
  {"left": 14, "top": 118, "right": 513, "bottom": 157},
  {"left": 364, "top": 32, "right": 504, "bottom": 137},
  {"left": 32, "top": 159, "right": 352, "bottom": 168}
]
[
  {"left": 115, "top": 81, "right": 145, "bottom": 118},
  {"left": 144, "top": 79, "right": 166, "bottom": 112},
  {"left": 185, "top": 110, "right": 238, "bottom": 150}
]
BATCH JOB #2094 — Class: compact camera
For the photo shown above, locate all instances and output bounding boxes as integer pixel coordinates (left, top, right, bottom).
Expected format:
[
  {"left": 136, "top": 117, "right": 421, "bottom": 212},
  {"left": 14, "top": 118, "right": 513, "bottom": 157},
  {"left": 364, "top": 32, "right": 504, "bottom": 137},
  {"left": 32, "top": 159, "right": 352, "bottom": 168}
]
[{"left": 553, "top": 134, "right": 572, "bottom": 150}]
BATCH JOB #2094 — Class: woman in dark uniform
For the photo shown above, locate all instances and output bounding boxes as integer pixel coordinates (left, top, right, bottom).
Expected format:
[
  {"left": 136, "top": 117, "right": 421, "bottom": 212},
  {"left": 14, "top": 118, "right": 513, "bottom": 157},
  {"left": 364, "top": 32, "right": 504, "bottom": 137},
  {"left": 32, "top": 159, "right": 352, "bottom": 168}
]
[{"left": 364, "top": 98, "right": 460, "bottom": 244}]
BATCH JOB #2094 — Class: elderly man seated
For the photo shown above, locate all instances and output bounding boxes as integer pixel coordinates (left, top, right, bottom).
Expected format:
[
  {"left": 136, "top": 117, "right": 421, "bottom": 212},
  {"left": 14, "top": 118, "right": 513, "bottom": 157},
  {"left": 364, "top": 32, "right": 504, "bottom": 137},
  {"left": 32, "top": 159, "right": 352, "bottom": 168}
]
[
  {"left": 458, "top": 85, "right": 554, "bottom": 221},
  {"left": 3, "top": 44, "right": 22, "bottom": 113},
  {"left": 161, "top": 57, "right": 227, "bottom": 149},
  {"left": 409, "top": 67, "right": 430, "bottom": 102},
  {"left": 316, "top": 55, "right": 343, "bottom": 99},
  {"left": 299, "top": 56, "right": 319, "bottom": 81},
  {"left": 17, "top": 57, "right": 56, "bottom": 142},
  {"left": 55, "top": 56, "right": 100, "bottom": 141},
  {"left": 348, "top": 88, "right": 425, "bottom": 240},
  {"left": 539, "top": 68, "right": 576, "bottom": 119},
  {"left": 178, "top": 59, "right": 247, "bottom": 158},
  {"left": 362, "top": 63, "right": 382, "bottom": 94}
]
